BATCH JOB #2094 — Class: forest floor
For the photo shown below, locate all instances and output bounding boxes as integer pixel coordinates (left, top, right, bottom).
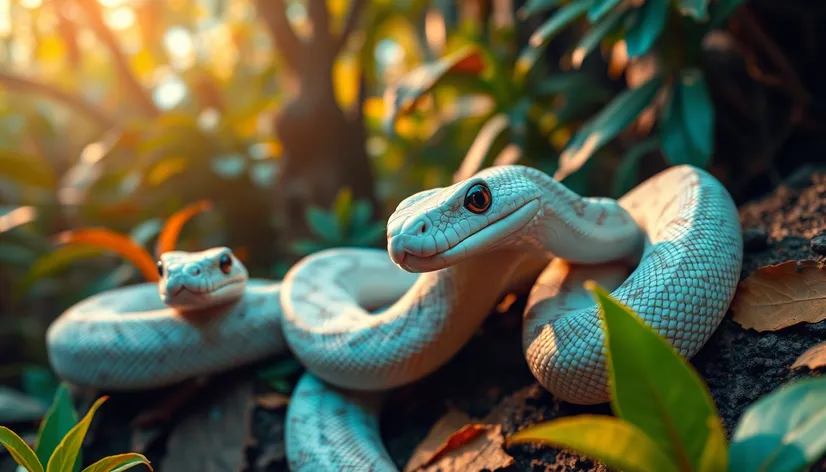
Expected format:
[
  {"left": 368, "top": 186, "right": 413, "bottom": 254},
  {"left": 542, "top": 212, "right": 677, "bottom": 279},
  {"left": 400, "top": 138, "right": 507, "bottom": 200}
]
[{"left": 3, "top": 165, "right": 826, "bottom": 472}]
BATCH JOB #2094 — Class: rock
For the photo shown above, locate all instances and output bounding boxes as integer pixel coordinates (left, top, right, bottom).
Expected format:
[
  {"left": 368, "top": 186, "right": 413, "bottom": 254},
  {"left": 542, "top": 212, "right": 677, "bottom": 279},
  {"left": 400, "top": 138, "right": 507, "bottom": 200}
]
[
  {"left": 743, "top": 227, "right": 769, "bottom": 252},
  {"left": 811, "top": 232, "right": 826, "bottom": 256}
]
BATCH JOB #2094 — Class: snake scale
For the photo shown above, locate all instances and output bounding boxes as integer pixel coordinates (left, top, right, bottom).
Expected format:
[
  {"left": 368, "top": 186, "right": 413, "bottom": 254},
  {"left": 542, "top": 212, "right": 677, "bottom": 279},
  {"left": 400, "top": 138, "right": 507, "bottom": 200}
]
[{"left": 45, "top": 164, "right": 743, "bottom": 471}]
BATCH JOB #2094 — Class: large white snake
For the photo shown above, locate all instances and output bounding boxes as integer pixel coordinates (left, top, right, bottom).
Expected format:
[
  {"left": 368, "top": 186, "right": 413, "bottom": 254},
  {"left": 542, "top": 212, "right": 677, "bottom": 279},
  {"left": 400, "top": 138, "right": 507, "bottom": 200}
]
[{"left": 45, "top": 164, "right": 743, "bottom": 471}]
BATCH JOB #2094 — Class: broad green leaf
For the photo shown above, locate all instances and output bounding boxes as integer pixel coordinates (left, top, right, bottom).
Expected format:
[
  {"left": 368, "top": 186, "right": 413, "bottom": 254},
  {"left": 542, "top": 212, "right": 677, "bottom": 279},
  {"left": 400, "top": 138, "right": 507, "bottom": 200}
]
[
  {"left": 17, "top": 246, "right": 104, "bottom": 297},
  {"left": 531, "top": 72, "right": 592, "bottom": 97},
  {"left": 350, "top": 222, "right": 387, "bottom": 247},
  {"left": 679, "top": 0, "right": 709, "bottom": 21},
  {"left": 679, "top": 69, "right": 714, "bottom": 159},
  {"left": 81, "top": 453, "right": 153, "bottom": 472},
  {"left": 333, "top": 188, "right": 354, "bottom": 234},
  {"left": 305, "top": 207, "right": 342, "bottom": 241},
  {"left": 587, "top": 283, "right": 728, "bottom": 472},
  {"left": 611, "top": 138, "right": 659, "bottom": 198},
  {"left": 46, "top": 396, "right": 108, "bottom": 472},
  {"left": 659, "top": 85, "right": 708, "bottom": 167},
  {"left": 350, "top": 200, "right": 374, "bottom": 228},
  {"left": 708, "top": 0, "right": 746, "bottom": 27},
  {"left": 625, "top": 0, "right": 668, "bottom": 58},
  {"left": 289, "top": 239, "right": 331, "bottom": 257},
  {"left": 588, "top": 0, "right": 624, "bottom": 22},
  {"left": 509, "top": 415, "right": 679, "bottom": 472},
  {"left": 729, "top": 376, "right": 826, "bottom": 472},
  {"left": 21, "top": 367, "right": 60, "bottom": 407},
  {"left": 0, "top": 241, "right": 39, "bottom": 267},
  {"left": 383, "top": 45, "right": 487, "bottom": 131},
  {"left": 572, "top": 6, "right": 630, "bottom": 68},
  {"left": 556, "top": 74, "right": 662, "bottom": 181},
  {"left": 0, "top": 426, "right": 44, "bottom": 472},
  {"left": 517, "top": 0, "right": 567, "bottom": 19},
  {"left": 515, "top": 0, "right": 594, "bottom": 79},
  {"left": 0, "top": 206, "right": 37, "bottom": 234},
  {"left": 0, "top": 150, "right": 57, "bottom": 189},
  {"left": 35, "top": 384, "right": 80, "bottom": 472}
]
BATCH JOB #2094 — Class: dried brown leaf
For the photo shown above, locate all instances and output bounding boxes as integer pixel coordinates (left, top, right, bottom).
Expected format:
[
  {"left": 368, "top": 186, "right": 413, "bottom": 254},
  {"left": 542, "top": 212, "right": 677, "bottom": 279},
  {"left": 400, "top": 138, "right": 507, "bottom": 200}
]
[
  {"left": 404, "top": 409, "right": 514, "bottom": 472},
  {"left": 731, "top": 260, "right": 826, "bottom": 332},
  {"left": 791, "top": 341, "right": 826, "bottom": 370},
  {"left": 159, "top": 378, "right": 255, "bottom": 472}
]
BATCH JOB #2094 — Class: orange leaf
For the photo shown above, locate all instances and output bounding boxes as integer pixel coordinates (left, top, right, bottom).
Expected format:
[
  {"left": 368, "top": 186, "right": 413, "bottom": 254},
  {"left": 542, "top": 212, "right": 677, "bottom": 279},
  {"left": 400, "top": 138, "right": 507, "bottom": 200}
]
[
  {"left": 404, "top": 409, "right": 514, "bottom": 472},
  {"left": 155, "top": 200, "right": 212, "bottom": 257},
  {"left": 791, "top": 341, "right": 826, "bottom": 370},
  {"left": 731, "top": 260, "right": 826, "bottom": 332},
  {"left": 54, "top": 228, "right": 159, "bottom": 282}
]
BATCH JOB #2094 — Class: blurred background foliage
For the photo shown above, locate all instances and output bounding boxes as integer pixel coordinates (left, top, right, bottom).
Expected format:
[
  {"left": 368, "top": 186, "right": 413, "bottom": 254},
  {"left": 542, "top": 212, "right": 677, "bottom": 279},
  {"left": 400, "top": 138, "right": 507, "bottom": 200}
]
[{"left": 0, "top": 0, "right": 824, "bottom": 406}]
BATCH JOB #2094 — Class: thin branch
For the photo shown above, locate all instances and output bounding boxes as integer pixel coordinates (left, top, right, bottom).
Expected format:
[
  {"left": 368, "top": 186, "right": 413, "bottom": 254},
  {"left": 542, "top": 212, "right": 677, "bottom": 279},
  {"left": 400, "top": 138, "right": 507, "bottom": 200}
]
[
  {"left": 331, "top": 0, "right": 366, "bottom": 56},
  {"left": 255, "top": 0, "right": 305, "bottom": 72},
  {"left": 0, "top": 71, "right": 118, "bottom": 128},
  {"left": 308, "top": 0, "right": 332, "bottom": 48},
  {"left": 74, "top": 0, "right": 158, "bottom": 117}
]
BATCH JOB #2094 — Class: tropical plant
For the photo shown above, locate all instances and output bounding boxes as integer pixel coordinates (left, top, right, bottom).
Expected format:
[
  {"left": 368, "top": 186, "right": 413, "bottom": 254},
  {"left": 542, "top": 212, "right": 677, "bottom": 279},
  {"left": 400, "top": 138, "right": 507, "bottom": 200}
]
[
  {"left": 0, "top": 383, "right": 151, "bottom": 472},
  {"left": 509, "top": 283, "right": 826, "bottom": 472},
  {"left": 516, "top": 0, "right": 749, "bottom": 195}
]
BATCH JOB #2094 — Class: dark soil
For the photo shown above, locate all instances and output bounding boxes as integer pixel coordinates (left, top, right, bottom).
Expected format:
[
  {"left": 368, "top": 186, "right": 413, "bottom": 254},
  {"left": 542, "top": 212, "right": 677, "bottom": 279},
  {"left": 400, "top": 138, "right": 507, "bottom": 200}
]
[{"left": 3, "top": 169, "right": 826, "bottom": 472}]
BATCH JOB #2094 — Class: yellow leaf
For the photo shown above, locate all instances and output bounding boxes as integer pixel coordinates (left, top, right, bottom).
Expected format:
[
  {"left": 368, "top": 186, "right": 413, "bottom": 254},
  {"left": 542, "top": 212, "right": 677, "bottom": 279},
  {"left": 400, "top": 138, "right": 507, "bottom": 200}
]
[
  {"left": 147, "top": 156, "right": 188, "bottom": 186},
  {"left": 130, "top": 50, "right": 157, "bottom": 82},
  {"left": 37, "top": 35, "right": 66, "bottom": 63},
  {"left": 334, "top": 55, "right": 359, "bottom": 109}
]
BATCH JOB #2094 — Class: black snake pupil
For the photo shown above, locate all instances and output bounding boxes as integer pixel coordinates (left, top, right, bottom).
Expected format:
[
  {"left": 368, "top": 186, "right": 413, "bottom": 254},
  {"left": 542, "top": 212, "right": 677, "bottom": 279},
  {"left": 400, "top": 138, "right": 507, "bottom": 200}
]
[
  {"left": 220, "top": 255, "right": 232, "bottom": 274},
  {"left": 464, "top": 184, "right": 491, "bottom": 214},
  {"left": 157, "top": 261, "right": 164, "bottom": 277}
]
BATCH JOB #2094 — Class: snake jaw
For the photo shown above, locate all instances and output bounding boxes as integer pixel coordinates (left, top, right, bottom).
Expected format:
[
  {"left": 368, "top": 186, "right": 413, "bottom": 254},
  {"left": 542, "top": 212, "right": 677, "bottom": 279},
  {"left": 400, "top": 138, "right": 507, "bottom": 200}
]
[{"left": 157, "top": 247, "right": 248, "bottom": 311}]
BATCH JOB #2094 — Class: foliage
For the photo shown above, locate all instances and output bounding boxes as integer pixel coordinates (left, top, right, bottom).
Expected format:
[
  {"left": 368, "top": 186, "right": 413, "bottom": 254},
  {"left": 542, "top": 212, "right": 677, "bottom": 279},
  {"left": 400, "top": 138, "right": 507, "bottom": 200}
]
[
  {"left": 0, "top": 383, "right": 151, "bottom": 472},
  {"left": 509, "top": 283, "right": 826, "bottom": 472},
  {"left": 383, "top": 11, "right": 613, "bottom": 192},
  {"left": 290, "top": 188, "right": 387, "bottom": 258},
  {"left": 517, "top": 0, "right": 748, "bottom": 193}
]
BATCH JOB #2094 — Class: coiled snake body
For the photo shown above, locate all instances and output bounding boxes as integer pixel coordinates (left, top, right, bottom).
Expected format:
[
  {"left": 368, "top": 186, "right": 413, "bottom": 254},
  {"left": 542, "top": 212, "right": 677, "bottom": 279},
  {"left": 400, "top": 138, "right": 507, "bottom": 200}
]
[{"left": 46, "top": 164, "right": 743, "bottom": 471}]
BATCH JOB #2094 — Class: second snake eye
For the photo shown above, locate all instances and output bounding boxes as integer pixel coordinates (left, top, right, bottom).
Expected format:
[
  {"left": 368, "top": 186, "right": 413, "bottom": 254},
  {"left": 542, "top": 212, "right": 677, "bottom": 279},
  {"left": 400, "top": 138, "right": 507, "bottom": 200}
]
[
  {"left": 464, "top": 183, "right": 492, "bottom": 214},
  {"left": 157, "top": 261, "right": 164, "bottom": 277},
  {"left": 219, "top": 254, "right": 232, "bottom": 275}
]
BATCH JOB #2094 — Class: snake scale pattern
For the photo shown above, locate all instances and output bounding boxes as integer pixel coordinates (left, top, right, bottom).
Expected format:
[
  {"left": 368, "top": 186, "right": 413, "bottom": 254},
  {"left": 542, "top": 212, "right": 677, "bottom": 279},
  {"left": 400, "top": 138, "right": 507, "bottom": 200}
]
[{"left": 45, "top": 164, "right": 743, "bottom": 471}]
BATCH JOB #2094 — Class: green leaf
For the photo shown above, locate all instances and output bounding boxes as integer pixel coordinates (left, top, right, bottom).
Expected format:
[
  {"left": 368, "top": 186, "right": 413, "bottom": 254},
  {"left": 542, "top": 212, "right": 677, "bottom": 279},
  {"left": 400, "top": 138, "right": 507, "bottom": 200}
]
[
  {"left": 17, "top": 245, "right": 104, "bottom": 297},
  {"left": 289, "top": 239, "right": 331, "bottom": 257},
  {"left": 35, "top": 384, "right": 80, "bottom": 472},
  {"left": 515, "top": 0, "right": 594, "bottom": 80},
  {"left": 384, "top": 45, "right": 488, "bottom": 132},
  {"left": 21, "top": 367, "right": 60, "bottom": 407},
  {"left": 46, "top": 395, "right": 108, "bottom": 472},
  {"left": 587, "top": 282, "right": 728, "bottom": 472},
  {"left": 0, "top": 150, "right": 57, "bottom": 189},
  {"left": 678, "top": 0, "right": 709, "bottom": 21},
  {"left": 0, "top": 241, "right": 39, "bottom": 267},
  {"left": 305, "top": 206, "right": 342, "bottom": 241},
  {"left": 729, "top": 376, "right": 826, "bottom": 472},
  {"left": 333, "top": 188, "right": 354, "bottom": 235},
  {"left": 659, "top": 84, "right": 709, "bottom": 167},
  {"left": 588, "top": 0, "right": 624, "bottom": 22},
  {"left": 611, "top": 138, "right": 659, "bottom": 198},
  {"left": 509, "top": 415, "right": 679, "bottom": 472},
  {"left": 625, "top": 0, "right": 668, "bottom": 58},
  {"left": 556, "top": 74, "right": 662, "bottom": 181},
  {"left": 531, "top": 72, "right": 593, "bottom": 97},
  {"left": 350, "top": 222, "right": 387, "bottom": 247},
  {"left": 679, "top": 69, "right": 714, "bottom": 159},
  {"left": 81, "top": 453, "right": 153, "bottom": 472},
  {"left": 708, "top": 0, "right": 746, "bottom": 27},
  {"left": 573, "top": 6, "right": 630, "bottom": 68},
  {"left": 0, "top": 426, "right": 44, "bottom": 472},
  {"left": 350, "top": 200, "right": 374, "bottom": 228},
  {"left": 517, "top": 0, "right": 567, "bottom": 19}
]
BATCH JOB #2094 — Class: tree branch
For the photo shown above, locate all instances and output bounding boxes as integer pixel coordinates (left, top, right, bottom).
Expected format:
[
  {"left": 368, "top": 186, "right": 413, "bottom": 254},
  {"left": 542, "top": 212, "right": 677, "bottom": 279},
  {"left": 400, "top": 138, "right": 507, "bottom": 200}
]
[
  {"left": 255, "top": 0, "right": 305, "bottom": 72},
  {"left": 0, "top": 71, "right": 118, "bottom": 128},
  {"left": 74, "top": 0, "right": 158, "bottom": 117},
  {"left": 308, "top": 0, "right": 332, "bottom": 48},
  {"left": 331, "top": 0, "right": 366, "bottom": 56}
]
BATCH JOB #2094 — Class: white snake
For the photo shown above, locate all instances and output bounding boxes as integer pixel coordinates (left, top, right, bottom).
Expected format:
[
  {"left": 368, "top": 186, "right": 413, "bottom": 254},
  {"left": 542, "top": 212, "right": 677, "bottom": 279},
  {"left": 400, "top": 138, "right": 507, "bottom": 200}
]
[{"left": 45, "top": 164, "right": 743, "bottom": 471}]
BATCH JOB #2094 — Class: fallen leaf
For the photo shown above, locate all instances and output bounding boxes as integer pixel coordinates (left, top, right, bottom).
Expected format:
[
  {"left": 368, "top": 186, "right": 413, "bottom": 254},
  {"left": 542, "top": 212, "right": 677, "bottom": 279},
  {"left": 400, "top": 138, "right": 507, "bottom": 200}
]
[
  {"left": 791, "top": 341, "right": 826, "bottom": 370},
  {"left": 255, "top": 392, "right": 289, "bottom": 410},
  {"left": 159, "top": 378, "right": 255, "bottom": 472},
  {"left": 731, "top": 260, "right": 826, "bottom": 332},
  {"left": 404, "top": 409, "right": 514, "bottom": 472}
]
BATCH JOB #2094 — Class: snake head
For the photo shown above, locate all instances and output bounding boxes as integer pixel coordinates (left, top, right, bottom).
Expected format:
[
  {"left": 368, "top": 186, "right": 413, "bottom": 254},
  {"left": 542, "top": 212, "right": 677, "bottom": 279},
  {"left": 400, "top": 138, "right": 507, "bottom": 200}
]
[
  {"left": 157, "top": 247, "right": 248, "bottom": 311},
  {"left": 387, "top": 165, "right": 542, "bottom": 273}
]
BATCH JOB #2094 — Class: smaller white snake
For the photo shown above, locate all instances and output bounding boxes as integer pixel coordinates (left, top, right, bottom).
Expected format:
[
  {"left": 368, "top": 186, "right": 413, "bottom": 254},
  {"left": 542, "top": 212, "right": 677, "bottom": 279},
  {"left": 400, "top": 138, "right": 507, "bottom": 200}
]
[{"left": 46, "top": 164, "right": 743, "bottom": 472}]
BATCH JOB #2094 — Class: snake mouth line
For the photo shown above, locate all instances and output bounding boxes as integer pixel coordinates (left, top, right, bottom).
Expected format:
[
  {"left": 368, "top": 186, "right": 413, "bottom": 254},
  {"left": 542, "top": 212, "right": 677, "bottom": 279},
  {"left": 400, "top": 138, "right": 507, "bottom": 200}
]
[
  {"left": 397, "top": 197, "right": 541, "bottom": 272},
  {"left": 163, "top": 277, "right": 245, "bottom": 302}
]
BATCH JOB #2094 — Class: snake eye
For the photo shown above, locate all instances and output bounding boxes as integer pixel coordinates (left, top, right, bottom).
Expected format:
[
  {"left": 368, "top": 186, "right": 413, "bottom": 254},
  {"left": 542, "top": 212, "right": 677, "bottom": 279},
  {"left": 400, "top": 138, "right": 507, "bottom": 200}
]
[
  {"left": 157, "top": 261, "right": 164, "bottom": 277},
  {"left": 219, "top": 254, "right": 232, "bottom": 275},
  {"left": 464, "top": 183, "right": 492, "bottom": 214}
]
